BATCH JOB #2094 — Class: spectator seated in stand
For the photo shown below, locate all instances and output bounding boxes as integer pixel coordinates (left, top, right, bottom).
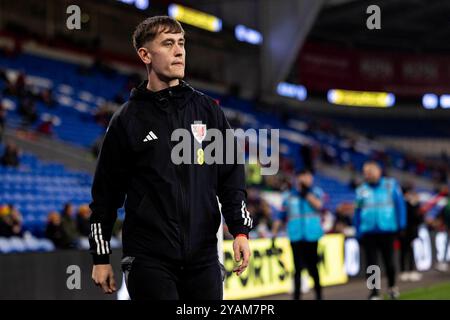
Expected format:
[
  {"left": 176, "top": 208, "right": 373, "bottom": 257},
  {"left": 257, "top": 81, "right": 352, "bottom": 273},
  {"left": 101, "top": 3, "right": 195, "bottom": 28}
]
[
  {"left": 45, "top": 203, "right": 79, "bottom": 249},
  {"left": 0, "top": 98, "right": 6, "bottom": 142},
  {"left": 1, "top": 142, "right": 20, "bottom": 167},
  {"left": 0, "top": 204, "right": 23, "bottom": 237},
  {"left": 39, "top": 88, "right": 56, "bottom": 108},
  {"left": 45, "top": 211, "right": 64, "bottom": 249},
  {"left": 76, "top": 204, "right": 91, "bottom": 237}
]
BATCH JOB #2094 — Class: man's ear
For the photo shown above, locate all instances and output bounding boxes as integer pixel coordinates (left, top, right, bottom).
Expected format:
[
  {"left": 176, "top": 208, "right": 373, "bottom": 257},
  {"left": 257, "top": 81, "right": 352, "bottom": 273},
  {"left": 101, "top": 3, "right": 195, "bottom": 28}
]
[{"left": 137, "top": 47, "right": 151, "bottom": 65}]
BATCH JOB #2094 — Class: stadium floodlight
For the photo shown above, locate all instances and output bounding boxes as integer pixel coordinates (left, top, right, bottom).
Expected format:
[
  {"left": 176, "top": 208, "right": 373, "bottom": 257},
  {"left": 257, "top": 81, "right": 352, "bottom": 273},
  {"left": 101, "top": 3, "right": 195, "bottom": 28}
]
[
  {"left": 235, "top": 25, "right": 263, "bottom": 45},
  {"left": 422, "top": 93, "right": 439, "bottom": 109},
  {"left": 440, "top": 94, "right": 450, "bottom": 109},
  {"left": 117, "top": 0, "right": 149, "bottom": 10},
  {"left": 168, "top": 4, "right": 222, "bottom": 32},
  {"left": 386, "top": 93, "right": 395, "bottom": 107},
  {"left": 327, "top": 89, "right": 395, "bottom": 108},
  {"left": 277, "top": 82, "right": 307, "bottom": 101},
  {"left": 135, "top": 0, "right": 149, "bottom": 10}
]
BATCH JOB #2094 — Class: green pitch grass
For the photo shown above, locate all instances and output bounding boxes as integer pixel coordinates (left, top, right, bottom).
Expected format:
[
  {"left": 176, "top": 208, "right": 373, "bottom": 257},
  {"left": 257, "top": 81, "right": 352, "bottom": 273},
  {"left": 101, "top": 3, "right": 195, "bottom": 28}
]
[{"left": 399, "top": 281, "right": 450, "bottom": 300}]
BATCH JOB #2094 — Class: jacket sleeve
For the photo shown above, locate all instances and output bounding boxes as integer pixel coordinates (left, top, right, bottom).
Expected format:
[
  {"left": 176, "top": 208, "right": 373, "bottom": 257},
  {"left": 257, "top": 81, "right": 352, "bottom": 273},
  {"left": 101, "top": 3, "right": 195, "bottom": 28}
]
[
  {"left": 275, "top": 192, "right": 289, "bottom": 222},
  {"left": 393, "top": 180, "right": 407, "bottom": 231},
  {"left": 216, "top": 106, "right": 253, "bottom": 238},
  {"left": 89, "top": 114, "right": 130, "bottom": 264}
]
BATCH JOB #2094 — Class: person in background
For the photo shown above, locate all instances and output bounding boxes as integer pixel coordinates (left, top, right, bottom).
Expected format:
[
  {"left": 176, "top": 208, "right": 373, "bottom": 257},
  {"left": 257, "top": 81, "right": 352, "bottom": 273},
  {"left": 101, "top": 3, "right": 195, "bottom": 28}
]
[
  {"left": 0, "top": 205, "right": 11, "bottom": 236},
  {"left": 13, "top": 72, "right": 26, "bottom": 97},
  {"left": 0, "top": 204, "right": 22, "bottom": 237},
  {"left": 300, "top": 143, "right": 314, "bottom": 172},
  {"left": 60, "top": 203, "right": 79, "bottom": 249},
  {"left": 435, "top": 188, "right": 450, "bottom": 272},
  {"left": 40, "top": 88, "right": 55, "bottom": 107},
  {"left": 416, "top": 185, "right": 449, "bottom": 272},
  {"left": 272, "top": 169, "right": 324, "bottom": 300},
  {"left": 399, "top": 184, "right": 423, "bottom": 282},
  {"left": 45, "top": 211, "right": 64, "bottom": 248},
  {"left": 18, "top": 97, "right": 38, "bottom": 129},
  {"left": 0, "top": 68, "right": 9, "bottom": 84},
  {"left": 1, "top": 142, "right": 19, "bottom": 167},
  {"left": 253, "top": 198, "right": 274, "bottom": 238},
  {"left": 89, "top": 16, "right": 251, "bottom": 299},
  {"left": 36, "top": 115, "right": 57, "bottom": 136},
  {"left": 76, "top": 204, "right": 91, "bottom": 237},
  {"left": 8, "top": 204, "right": 23, "bottom": 237},
  {"left": 0, "top": 98, "right": 6, "bottom": 143},
  {"left": 246, "top": 160, "right": 263, "bottom": 187},
  {"left": 353, "top": 161, "right": 406, "bottom": 300},
  {"left": 333, "top": 202, "right": 356, "bottom": 236}
]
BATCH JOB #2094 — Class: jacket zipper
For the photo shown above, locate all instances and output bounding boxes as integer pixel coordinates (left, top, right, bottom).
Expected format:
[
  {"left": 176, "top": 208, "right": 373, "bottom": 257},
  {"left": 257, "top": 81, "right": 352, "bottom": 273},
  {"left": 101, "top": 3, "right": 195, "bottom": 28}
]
[
  {"left": 177, "top": 110, "right": 190, "bottom": 262},
  {"left": 168, "top": 104, "right": 189, "bottom": 262},
  {"left": 179, "top": 163, "right": 190, "bottom": 262}
]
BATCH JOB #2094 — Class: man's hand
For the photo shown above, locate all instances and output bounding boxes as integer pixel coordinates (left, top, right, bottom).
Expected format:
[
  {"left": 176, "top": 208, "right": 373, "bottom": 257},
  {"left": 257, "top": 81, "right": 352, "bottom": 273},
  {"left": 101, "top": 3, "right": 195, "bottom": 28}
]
[
  {"left": 299, "top": 185, "right": 311, "bottom": 198},
  {"left": 92, "top": 264, "right": 117, "bottom": 294},
  {"left": 232, "top": 235, "right": 251, "bottom": 276}
]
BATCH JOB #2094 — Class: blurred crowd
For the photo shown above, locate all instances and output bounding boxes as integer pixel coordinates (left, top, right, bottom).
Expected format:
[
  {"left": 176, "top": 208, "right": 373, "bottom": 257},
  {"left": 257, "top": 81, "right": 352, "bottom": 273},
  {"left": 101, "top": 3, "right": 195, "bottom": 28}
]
[
  {"left": 305, "top": 119, "right": 449, "bottom": 186},
  {"left": 0, "top": 68, "right": 58, "bottom": 135},
  {"left": 0, "top": 48, "right": 449, "bottom": 284},
  {"left": 1, "top": 141, "right": 20, "bottom": 167},
  {"left": 0, "top": 203, "right": 23, "bottom": 238},
  {"left": 0, "top": 62, "right": 141, "bottom": 143},
  {"left": 233, "top": 164, "right": 450, "bottom": 243},
  {"left": 0, "top": 201, "right": 123, "bottom": 250}
]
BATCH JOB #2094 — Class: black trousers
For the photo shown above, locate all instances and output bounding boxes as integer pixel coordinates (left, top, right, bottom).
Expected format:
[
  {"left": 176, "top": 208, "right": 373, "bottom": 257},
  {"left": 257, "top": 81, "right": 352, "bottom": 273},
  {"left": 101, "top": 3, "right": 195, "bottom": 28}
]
[
  {"left": 360, "top": 233, "right": 396, "bottom": 293},
  {"left": 290, "top": 240, "right": 322, "bottom": 300},
  {"left": 122, "top": 256, "right": 224, "bottom": 300},
  {"left": 399, "top": 233, "right": 416, "bottom": 272}
]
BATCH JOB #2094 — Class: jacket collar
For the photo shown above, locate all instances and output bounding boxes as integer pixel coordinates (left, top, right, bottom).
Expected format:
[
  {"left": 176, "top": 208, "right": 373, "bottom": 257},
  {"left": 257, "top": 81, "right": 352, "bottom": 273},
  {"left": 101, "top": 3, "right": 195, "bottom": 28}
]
[{"left": 129, "top": 80, "right": 195, "bottom": 111}]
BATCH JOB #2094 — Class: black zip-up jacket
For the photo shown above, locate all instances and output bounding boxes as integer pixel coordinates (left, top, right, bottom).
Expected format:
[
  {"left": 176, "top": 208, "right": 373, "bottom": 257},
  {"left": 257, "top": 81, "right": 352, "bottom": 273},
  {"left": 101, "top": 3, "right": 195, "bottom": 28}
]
[{"left": 89, "top": 80, "right": 252, "bottom": 265}]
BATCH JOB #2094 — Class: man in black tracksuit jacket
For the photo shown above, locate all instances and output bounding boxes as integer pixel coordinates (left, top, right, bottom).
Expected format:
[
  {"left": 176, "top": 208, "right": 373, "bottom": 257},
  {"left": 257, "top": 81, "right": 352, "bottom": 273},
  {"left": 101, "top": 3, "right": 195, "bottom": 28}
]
[{"left": 89, "top": 16, "right": 252, "bottom": 300}]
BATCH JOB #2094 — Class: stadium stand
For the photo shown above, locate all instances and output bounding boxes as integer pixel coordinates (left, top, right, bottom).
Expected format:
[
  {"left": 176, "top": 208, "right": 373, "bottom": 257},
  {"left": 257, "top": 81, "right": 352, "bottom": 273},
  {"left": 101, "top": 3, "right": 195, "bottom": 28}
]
[{"left": 2, "top": 48, "right": 447, "bottom": 248}]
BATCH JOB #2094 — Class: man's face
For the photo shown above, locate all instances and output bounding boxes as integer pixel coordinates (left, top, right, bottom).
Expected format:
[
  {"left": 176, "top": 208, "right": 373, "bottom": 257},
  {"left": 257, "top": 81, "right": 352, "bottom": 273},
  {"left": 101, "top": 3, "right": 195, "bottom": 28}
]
[
  {"left": 363, "top": 164, "right": 381, "bottom": 183},
  {"left": 298, "top": 173, "right": 313, "bottom": 188},
  {"left": 146, "top": 30, "right": 185, "bottom": 81}
]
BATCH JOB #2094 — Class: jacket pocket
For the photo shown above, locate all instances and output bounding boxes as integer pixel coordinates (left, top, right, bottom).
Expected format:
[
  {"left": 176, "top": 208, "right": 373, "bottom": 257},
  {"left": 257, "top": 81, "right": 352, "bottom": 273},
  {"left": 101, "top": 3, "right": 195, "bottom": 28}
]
[{"left": 121, "top": 256, "right": 135, "bottom": 288}]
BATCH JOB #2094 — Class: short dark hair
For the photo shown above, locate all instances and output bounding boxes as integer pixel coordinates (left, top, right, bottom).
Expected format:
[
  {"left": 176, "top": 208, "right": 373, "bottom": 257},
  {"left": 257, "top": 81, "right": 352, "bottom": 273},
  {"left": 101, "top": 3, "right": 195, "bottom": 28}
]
[
  {"left": 295, "top": 168, "right": 313, "bottom": 176},
  {"left": 132, "top": 16, "right": 184, "bottom": 51},
  {"left": 401, "top": 182, "right": 414, "bottom": 194},
  {"left": 363, "top": 160, "right": 381, "bottom": 168}
]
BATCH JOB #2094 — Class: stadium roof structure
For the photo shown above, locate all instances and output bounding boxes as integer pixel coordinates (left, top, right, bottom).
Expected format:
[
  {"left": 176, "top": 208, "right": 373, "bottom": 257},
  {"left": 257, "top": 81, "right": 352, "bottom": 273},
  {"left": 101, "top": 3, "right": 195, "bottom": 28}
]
[{"left": 308, "top": 0, "right": 450, "bottom": 53}]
